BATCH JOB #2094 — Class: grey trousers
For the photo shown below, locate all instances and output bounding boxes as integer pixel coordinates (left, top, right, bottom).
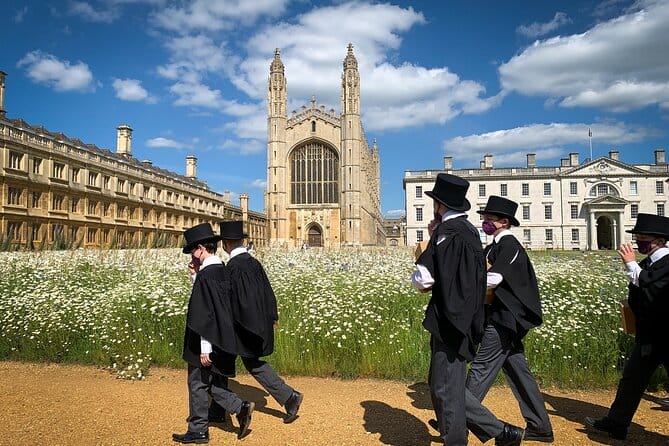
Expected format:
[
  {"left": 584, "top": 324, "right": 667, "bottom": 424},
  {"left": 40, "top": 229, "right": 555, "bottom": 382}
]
[
  {"left": 466, "top": 323, "right": 552, "bottom": 436},
  {"left": 241, "top": 357, "right": 294, "bottom": 406},
  {"left": 187, "top": 365, "right": 243, "bottom": 432},
  {"left": 429, "top": 336, "right": 469, "bottom": 446}
]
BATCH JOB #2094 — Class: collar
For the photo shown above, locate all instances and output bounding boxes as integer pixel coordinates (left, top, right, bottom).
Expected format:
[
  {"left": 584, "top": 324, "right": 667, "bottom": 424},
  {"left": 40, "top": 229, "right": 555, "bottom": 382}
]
[
  {"left": 229, "top": 246, "right": 247, "bottom": 259},
  {"left": 494, "top": 229, "right": 513, "bottom": 243},
  {"left": 441, "top": 210, "right": 467, "bottom": 222},
  {"left": 200, "top": 254, "right": 223, "bottom": 270},
  {"left": 649, "top": 246, "right": 669, "bottom": 263}
]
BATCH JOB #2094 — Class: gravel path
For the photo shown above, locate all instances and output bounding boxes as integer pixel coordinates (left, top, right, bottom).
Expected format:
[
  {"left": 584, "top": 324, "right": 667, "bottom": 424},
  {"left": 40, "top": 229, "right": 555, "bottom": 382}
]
[{"left": 1, "top": 361, "right": 667, "bottom": 445}]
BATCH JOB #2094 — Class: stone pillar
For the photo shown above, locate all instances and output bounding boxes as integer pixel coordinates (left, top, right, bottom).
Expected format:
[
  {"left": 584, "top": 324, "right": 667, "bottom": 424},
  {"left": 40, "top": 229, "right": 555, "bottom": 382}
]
[
  {"left": 589, "top": 212, "right": 597, "bottom": 250},
  {"left": 0, "top": 71, "right": 6, "bottom": 117},
  {"left": 116, "top": 124, "right": 132, "bottom": 157},
  {"left": 240, "top": 193, "right": 249, "bottom": 232},
  {"left": 185, "top": 155, "right": 197, "bottom": 179}
]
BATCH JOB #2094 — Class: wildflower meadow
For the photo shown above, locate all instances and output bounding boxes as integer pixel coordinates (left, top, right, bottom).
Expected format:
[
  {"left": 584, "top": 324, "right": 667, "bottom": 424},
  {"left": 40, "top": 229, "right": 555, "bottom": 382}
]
[{"left": 0, "top": 248, "right": 666, "bottom": 389}]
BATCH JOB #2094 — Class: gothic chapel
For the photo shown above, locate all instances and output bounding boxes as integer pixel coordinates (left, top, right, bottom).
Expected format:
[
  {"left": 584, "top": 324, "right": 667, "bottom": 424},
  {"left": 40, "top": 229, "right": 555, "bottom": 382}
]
[{"left": 266, "top": 44, "right": 384, "bottom": 247}]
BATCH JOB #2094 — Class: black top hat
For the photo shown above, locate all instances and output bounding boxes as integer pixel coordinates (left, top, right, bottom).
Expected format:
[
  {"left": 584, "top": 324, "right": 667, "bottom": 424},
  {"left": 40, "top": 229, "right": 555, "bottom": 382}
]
[
  {"left": 182, "top": 223, "right": 222, "bottom": 254},
  {"left": 219, "top": 221, "right": 248, "bottom": 240},
  {"left": 625, "top": 213, "right": 669, "bottom": 238},
  {"left": 424, "top": 173, "right": 471, "bottom": 211},
  {"left": 476, "top": 195, "right": 520, "bottom": 226}
]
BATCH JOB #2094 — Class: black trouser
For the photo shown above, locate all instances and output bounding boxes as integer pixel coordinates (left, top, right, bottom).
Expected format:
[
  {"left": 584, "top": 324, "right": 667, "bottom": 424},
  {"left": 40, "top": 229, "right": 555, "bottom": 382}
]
[{"left": 187, "top": 365, "right": 243, "bottom": 432}]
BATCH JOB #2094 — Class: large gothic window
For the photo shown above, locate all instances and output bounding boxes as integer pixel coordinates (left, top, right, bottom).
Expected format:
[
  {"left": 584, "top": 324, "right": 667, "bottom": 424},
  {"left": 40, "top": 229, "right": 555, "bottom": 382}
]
[
  {"left": 290, "top": 142, "right": 339, "bottom": 204},
  {"left": 589, "top": 183, "right": 619, "bottom": 197}
]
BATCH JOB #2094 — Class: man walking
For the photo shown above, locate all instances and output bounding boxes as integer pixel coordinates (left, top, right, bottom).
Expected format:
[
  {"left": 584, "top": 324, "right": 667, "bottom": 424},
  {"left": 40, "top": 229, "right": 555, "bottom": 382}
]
[{"left": 172, "top": 223, "right": 254, "bottom": 444}]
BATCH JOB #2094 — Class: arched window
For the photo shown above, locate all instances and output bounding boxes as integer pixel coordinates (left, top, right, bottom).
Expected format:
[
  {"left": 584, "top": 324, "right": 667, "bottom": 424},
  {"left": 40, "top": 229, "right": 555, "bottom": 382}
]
[
  {"left": 311, "top": 121, "right": 316, "bottom": 132},
  {"left": 290, "top": 142, "right": 339, "bottom": 204},
  {"left": 589, "top": 183, "right": 619, "bottom": 197}
]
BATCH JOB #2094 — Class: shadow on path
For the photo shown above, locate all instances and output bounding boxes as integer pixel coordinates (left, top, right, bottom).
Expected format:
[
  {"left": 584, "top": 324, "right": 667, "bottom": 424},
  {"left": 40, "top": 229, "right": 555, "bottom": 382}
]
[
  {"left": 407, "top": 382, "right": 432, "bottom": 411},
  {"left": 361, "top": 400, "right": 437, "bottom": 446},
  {"left": 543, "top": 392, "right": 669, "bottom": 446}
]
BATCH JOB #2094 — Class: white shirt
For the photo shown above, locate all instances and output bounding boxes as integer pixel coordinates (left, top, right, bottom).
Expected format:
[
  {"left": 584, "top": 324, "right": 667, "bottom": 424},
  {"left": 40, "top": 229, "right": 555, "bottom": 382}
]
[
  {"left": 229, "top": 246, "right": 247, "bottom": 260},
  {"left": 196, "top": 254, "right": 223, "bottom": 355},
  {"left": 624, "top": 246, "right": 669, "bottom": 286},
  {"left": 486, "top": 230, "right": 519, "bottom": 289},
  {"left": 411, "top": 210, "right": 467, "bottom": 290}
]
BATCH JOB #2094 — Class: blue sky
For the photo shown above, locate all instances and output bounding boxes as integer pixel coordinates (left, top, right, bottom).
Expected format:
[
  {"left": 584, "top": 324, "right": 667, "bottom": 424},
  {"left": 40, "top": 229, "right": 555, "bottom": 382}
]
[{"left": 1, "top": 0, "right": 668, "bottom": 217}]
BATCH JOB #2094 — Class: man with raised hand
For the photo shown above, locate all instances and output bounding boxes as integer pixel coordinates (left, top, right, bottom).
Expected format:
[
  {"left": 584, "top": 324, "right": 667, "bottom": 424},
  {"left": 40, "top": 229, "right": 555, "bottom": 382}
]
[
  {"left": 173, "top": 223, "right": 254, "bottom": 444},
  {"left": 585, "top": 213, "right": 669, "bottom": 440}
]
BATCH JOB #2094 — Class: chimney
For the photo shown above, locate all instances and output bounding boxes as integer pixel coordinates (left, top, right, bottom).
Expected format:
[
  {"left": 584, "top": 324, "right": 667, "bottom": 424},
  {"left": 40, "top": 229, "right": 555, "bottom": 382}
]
[
  {"left": 479, "top": 160, "right": 485, "bottom": 169},
  {"left": 240, "top": 193, "right": 249, "bottom": 228},
  {"left": 223, "top": 190, "right": 230, "bottom": 204},
  {"left": 569, "top": 152, "right": 579, "bottom": 166},
  {"left": 141, "top": 159, "right": 152, "bottom": 167},
  {"left": 186, "top": 155, "right": 197, "bottom": 179},
  {"left": 116, "top": 124, "right": 132, "bottom": 157},
  {"left": 443, "top": 156, "right": 453, "bottom": 170},
  {"left": 483, "top": 154, "right": 493, "bottom": 169},
  {"left": 526, "top": 153, "right": 536, "bottom": 168},
  {"left": 655, "top": 149, "right": 666, "bottom": 165},
  {"left": 609, "top": 150, "right": 619, "bottom": 161},
  {"left": 0, "top": 71, "right": 6, "bottom": 117},
  {"left": 561, "top": 158, "right": 570, "bottom": 167}
]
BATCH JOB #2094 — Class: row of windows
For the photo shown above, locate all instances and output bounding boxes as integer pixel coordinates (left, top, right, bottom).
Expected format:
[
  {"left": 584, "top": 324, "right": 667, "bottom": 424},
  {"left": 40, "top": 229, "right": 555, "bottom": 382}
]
[
  {"left": 413, "top": 203, "right": 664, "bottom": 222},
  {"left": 415, "top": 228, "right": 582, "bottom": 243},
  {"left": 416, "top": 180, "right": 664, "bottom": 199},
  {"left": 6, "top": 151, "right": 220, "bottom": 211}
]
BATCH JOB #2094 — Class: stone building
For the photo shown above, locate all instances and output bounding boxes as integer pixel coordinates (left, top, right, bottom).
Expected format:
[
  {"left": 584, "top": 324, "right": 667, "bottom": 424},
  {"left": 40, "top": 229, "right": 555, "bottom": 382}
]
[
  {"left": 404, "top": 151, "right": 669, "bottom": 250},
  {"left": 266, "top": 45, "right": 385, "bottom": 248},
  {"left": 0, "top": 71, "right": 267, "bottom": 250}
]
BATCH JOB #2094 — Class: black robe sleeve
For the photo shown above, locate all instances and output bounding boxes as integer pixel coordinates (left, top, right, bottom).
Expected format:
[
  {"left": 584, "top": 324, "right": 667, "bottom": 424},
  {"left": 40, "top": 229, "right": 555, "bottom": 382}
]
[
  {"left": 183, "top": 264, "right": 238, "bottom": 376},
  {"left": 228, "top": 253, "right": 278, "bottom": 358},
  {"left": 487, "top": 235, "right": 543, "bottom": 335},
  {"left": 421, "top": 217, "right": 486, "bottom": 361},
  {"left": 628, "top": 255, "right": 669, "bottom": 346}
]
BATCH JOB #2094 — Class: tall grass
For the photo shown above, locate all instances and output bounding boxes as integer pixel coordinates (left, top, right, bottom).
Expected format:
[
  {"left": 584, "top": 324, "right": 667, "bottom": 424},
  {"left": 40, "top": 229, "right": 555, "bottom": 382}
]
[{"left": 0, "top": 248, "right": 665, "bottom": 389}]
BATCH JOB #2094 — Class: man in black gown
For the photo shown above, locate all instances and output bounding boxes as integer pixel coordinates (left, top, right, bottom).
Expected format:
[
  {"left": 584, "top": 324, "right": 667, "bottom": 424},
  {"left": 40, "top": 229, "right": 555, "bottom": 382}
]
[
  {"left": 209, "top": 221, "right": 303, "bottom": 424},
  {"left": 585, "top": 213, "right": 669, "bottom": 440},
  {"left": 412, "top": 174, "right": 524, "bottom": 446},
  {"left": 173, "top": 223, "right": 254, "bottom": 444},
  {"left": 465, "top": 196, "right": 553, "bottom": 443}
]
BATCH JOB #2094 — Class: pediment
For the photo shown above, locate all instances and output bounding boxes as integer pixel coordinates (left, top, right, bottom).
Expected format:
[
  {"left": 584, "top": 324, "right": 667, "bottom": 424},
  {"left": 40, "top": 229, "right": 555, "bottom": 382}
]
[
  {"left": 563, "top": 157, "right": 647, "bottom": 176},
  {"left": 584, "top": 194, "right": 629, "bottom": 206}
]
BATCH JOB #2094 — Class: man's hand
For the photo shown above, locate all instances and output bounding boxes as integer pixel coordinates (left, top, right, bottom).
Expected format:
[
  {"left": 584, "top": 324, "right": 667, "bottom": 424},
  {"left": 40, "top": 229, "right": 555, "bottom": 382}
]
[
  {"left": 617, "top": 242, "right": 636, "bottom": 263},
  {"left": 427, "top": 218, "right": 440, "bottom": 237},
  {"left": 200, "top": 353, "right": 212, "bottom": 367}
]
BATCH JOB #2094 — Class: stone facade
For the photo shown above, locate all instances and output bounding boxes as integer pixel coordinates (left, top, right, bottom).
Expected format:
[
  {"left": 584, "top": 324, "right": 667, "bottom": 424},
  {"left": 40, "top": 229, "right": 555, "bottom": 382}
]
[
  {"left": 404, "top": 151, "right": 669, "bottom": 250},
  {"left": 0, "top": 73, "right": 267, "bottom": 249},
  {"left": 266, "top": 45, "right": 384, "bottom": 247}
]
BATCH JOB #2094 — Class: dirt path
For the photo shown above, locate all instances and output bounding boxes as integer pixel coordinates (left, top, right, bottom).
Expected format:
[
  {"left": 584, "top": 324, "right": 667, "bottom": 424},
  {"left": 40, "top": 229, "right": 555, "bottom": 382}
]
[{"left": 0, "top": 361, "right": 667, "bottom": 446}]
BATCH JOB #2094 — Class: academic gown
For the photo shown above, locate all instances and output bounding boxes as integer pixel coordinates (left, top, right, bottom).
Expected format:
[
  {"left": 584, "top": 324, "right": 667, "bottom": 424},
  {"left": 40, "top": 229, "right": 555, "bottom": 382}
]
[
  {"left": 183, "top": 263, "right": 238, "bottom": 377},
  {"left": 629, "top": 255, "right": 669, "bottom": 349},
  {"left": 227, "top": 252, "right": 279, "bottom": 358},
  {"left": 486, "top": 235, "right": 543, "bottom": 337},
  {"left": 418, "top": 216, "right": 486, "bottom": 361}
]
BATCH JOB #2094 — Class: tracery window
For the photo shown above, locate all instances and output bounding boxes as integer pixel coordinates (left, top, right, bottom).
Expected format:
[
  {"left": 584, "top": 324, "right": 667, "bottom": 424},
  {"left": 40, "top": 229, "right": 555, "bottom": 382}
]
[{"left": 290, "top": 142, "right": 339, "bottom": 204}]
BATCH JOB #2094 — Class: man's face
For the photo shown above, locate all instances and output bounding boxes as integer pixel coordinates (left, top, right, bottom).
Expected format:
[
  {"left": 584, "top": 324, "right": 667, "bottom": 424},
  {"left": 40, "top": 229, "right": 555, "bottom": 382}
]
[{"left": 190, "top": 245, "right": 203, "bottom": 265}]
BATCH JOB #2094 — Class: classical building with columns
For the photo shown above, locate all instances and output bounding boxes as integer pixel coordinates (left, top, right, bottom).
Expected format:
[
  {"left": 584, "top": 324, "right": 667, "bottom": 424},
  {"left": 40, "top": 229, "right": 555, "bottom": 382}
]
[
  {"left": 404, "top": 150, "right": 669, "bottom": 250},
  {"left": 0, "top": 71, "right": 267, "bottom": 250},
  {"left": 266, "top": 45, "right": 385, "bottom": 248}
]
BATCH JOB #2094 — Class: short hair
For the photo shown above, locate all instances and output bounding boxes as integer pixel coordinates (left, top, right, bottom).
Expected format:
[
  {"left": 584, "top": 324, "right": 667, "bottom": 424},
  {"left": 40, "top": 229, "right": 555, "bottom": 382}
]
[{"left": 202, "top": 242, "right": 217, "bottom": 254}]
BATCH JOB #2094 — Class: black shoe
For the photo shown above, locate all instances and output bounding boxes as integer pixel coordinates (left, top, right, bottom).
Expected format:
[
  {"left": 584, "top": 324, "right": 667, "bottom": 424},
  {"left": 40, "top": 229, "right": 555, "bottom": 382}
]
[
  {"left": 427, "top": 418, "right": 439, "bottom": 432},
  {"left": 495, "top": 423, "right": 524, "bottom": 446},
  {"left": 658, "top": 397, "right": 669, "bottom": 408},
  {"left": 236, "top": 401, "right": 255, "bottom": 439},
  {"left": 584, "top": 416, "right": 627, "bottom": 440},
  {"left": 172, "top": 431, "right": 209, "bottom": 444},
  {"left": 284, "top": 391, "right": 303, "bottom": 424},
  {"left": 524, "top": 428, "right": 554, "bottom": 443}
]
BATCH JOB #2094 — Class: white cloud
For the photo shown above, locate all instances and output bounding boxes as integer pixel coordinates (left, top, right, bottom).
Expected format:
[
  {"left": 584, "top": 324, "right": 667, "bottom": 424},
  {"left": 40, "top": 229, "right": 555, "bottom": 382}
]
[
  {"left": 169, "top": 81, "right": 225, "bottom": 108},
  {"left": 13, "top": 6, "right": 28, "bottom": 23},
  {"left": 232, "top": 2, "right": 494, "bottom": 132},
  {"left": 112, "top": 78, "right": 156, "bottom": 103},
  {"left": 151, "top": 0, "right": 290, "bottom": 33},
  {"left": 17, "top": 51, "right": 95, "bottom": 92},
  {"left": 499, "top": 0, "right": 669, "bottom": 112},
  {"left": 146, "top": 137, "right": 189, "bottom": 149},
  {"left": 442, "top": 122, "right": 661, "bottom": 164},
  {"left": 220, "top": 138, "right": 264, "bottom": 155},
  {"left": 248, "top": 179, "right": 267, "bottom": 189},
  {"left": 384, "top": 209, "right": 406, "bottom": 218},
  {"left": 516, "top": 12, "right": 571, "bottom": 38},
  {"left": 67, "top": 1, "right": 121, "bottom": 23}
]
